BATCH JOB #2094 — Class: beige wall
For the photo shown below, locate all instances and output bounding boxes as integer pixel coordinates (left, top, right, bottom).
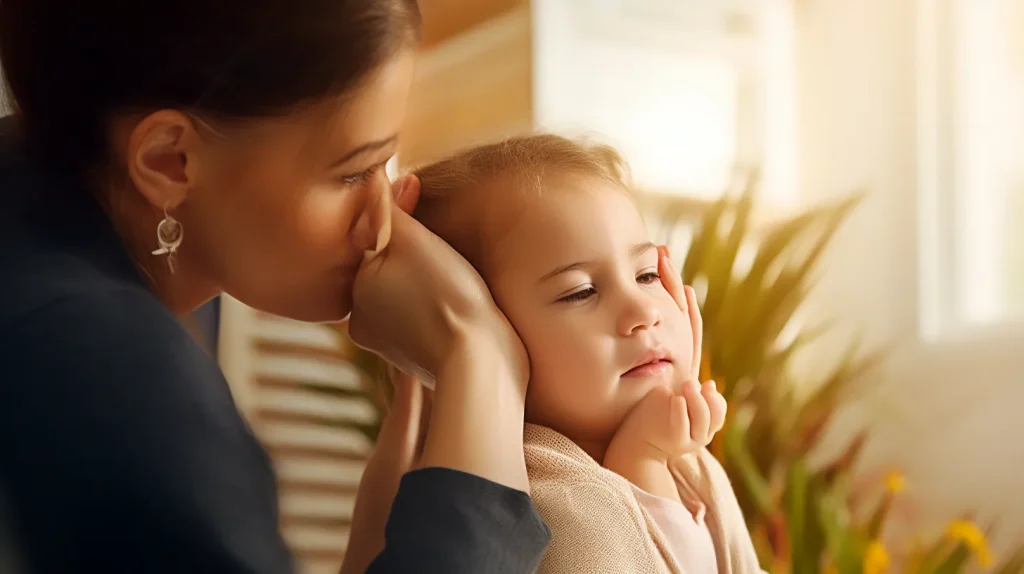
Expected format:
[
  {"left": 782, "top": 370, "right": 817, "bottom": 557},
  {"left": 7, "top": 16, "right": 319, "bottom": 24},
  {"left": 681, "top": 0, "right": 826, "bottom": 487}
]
[{"left": 795, "top": 0, "right": 1024, "bottom": 551}]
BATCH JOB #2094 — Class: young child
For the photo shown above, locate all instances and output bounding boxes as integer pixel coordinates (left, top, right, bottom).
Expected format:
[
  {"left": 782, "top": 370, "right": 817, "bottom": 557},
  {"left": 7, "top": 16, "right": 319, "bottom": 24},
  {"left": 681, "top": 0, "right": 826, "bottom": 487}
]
[{"left": 411, "top": 135, "right": 762, "bottom": 574}]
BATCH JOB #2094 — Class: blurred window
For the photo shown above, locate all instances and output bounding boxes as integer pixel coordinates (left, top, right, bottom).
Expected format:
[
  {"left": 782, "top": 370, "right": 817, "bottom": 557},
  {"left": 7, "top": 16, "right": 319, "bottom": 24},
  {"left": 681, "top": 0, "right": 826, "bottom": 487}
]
[{"left": 918, "top": 0, "right": 1024, "bottom": 337}]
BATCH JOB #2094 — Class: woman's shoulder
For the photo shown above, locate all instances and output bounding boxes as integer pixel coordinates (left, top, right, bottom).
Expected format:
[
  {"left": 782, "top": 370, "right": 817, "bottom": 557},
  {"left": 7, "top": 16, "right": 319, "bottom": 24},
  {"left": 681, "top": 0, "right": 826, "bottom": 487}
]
[
  {"left": 0, "top": 286, "right": 290, "bottom": 572},
  {"left": 0, "top": 195, "right": 238, "bottom": 443},
  {"left": 2, "top": 278, "right": 206, "bottom": 377},
  {"left": 0, "top": 282, "right": 241, "bottom": 444},
  {"left": 0, "top": 136, "right": 152, "bottom": 330},
  {"left": 0, "top": 285, "right": 242, "bottom": 462}
]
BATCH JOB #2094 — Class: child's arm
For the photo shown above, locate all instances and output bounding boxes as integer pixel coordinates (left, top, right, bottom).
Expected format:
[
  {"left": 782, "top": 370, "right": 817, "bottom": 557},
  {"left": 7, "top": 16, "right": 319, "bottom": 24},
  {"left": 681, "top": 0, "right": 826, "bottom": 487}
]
[
  {"left": 603, "top": 444, "right": 680, "bottom": 501},
  {"left": 604, "top": 250, "right": 727, "bottom": 496},
  {"left": 603, "top": 380, "right": 725, "bottom": 499}
]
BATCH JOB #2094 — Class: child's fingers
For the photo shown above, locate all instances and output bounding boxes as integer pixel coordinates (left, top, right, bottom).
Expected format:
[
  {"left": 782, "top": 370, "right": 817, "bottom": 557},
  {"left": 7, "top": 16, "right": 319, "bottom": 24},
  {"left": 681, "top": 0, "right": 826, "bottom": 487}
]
[
  {"left": 682, "top": 380, "right": 710, "bottom": 443},
  {"left": 656, "top": 246, "right": 704, "bottom": 382},
  {"left": 670, "top": 394, "right": 690, "bottom": 449},
  {"left": 702, "top": 381, "right": 727, "bottom": 435},
  {"left": 658, "top": 246, "right": 688, "bottom": 313},
  {"left": 685, "top": 285, "right": 703, "bottom": 382}
]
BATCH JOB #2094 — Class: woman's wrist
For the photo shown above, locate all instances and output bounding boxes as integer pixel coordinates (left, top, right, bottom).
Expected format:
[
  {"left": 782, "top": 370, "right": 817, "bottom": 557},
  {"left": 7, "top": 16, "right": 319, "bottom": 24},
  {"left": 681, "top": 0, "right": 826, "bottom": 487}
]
[
  {"left": 419, "top": 315, "right": 531, "bottom": 492},
  {"left": 447, "top": 307, "right": 528, "bottom": 384}
]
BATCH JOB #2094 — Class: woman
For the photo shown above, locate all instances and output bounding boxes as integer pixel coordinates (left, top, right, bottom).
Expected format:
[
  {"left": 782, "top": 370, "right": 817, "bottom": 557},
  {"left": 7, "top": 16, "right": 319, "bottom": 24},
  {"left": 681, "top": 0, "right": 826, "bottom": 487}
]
[{"left": 0, "top": 1, "right": 547, "bottom": 573}]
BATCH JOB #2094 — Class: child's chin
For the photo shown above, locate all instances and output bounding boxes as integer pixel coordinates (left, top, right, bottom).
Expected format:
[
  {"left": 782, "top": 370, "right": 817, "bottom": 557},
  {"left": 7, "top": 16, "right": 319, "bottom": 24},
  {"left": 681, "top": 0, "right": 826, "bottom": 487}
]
[
  {"left": 640, "top": 379, "right": 677, "bottom": 398},
  {"left": 667, "top": 375, "right": 690, "bottom": 394}
]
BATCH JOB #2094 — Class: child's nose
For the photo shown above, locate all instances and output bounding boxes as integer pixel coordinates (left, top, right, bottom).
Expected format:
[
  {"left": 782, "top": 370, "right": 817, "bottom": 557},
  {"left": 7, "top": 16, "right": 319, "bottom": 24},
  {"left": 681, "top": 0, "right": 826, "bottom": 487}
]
[{"left": 617, "top": 291, "right": 662, "bottom": 336}]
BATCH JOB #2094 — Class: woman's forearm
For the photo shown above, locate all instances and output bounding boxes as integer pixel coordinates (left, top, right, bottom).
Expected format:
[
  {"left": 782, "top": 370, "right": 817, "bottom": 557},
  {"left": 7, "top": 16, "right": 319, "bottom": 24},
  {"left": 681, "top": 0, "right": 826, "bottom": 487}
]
[{"left": 418, "top": 322, "right": 531, "bottom": 492}]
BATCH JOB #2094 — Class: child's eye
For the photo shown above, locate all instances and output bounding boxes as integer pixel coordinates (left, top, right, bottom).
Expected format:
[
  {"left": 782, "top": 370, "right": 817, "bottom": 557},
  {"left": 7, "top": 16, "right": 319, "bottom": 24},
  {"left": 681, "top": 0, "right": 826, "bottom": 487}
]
[
  {"left": 558, "top": 286, "right": 596, "bottom": 304},
  {"left": 636, "top": 271, "right": 661, "bottom": 285},
  {"left": 337, "top": 162, "right": 386, "bottom": 186}
]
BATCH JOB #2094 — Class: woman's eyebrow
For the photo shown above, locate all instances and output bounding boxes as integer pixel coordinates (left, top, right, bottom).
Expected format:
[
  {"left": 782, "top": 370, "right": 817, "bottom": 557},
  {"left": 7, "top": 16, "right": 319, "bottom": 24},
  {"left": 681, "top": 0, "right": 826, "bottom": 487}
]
[{"left": 330, "top": 134, "right": 397, "bottom": 167}]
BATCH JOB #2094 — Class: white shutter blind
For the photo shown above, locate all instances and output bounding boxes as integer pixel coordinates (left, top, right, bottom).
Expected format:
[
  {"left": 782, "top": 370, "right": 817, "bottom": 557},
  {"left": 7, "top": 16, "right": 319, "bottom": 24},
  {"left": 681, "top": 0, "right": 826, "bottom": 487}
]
[{"left": 218, "top": 296, "right": 378, "bottom": 574}]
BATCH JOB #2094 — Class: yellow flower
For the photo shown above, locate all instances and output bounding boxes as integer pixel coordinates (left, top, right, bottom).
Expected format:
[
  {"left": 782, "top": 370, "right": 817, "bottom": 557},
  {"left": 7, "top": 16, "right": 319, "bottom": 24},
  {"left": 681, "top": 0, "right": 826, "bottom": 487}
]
[
  {"left": 946, "top": 519, "right": 996, "bottom": 567},
  {"left": 884, "top": 470, "right": 905, "bottom": 494},
  {"left": 863, "top": 540, "right": 890, "bottom": 574}
]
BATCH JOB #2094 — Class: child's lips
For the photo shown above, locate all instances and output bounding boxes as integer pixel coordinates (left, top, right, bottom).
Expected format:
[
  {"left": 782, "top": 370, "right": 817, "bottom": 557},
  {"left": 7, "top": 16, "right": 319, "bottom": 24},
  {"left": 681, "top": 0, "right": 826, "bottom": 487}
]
[
  {"left": 621, "top": 359, "right": 673, "bottom": 378},
  {"left": 623, "top": 348, "right": 671, "bottom": 378}
]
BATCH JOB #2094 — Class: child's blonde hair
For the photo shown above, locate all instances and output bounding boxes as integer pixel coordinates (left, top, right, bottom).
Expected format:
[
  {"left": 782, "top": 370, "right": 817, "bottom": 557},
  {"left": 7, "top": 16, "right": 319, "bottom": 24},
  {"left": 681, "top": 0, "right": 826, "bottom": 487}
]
[
  {"left": 375, "top": 135, "right": 634, "bottom": 408},
  {"left": 412, "top": 134, "right": 632, "bottom": 271}
]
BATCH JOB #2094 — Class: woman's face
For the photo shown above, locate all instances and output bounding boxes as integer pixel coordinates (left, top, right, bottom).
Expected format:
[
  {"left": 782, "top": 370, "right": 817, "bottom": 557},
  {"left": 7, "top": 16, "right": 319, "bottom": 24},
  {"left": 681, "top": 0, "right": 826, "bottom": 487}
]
[{"left": 177, "top": 51, "right": 416, "bottom": 322}]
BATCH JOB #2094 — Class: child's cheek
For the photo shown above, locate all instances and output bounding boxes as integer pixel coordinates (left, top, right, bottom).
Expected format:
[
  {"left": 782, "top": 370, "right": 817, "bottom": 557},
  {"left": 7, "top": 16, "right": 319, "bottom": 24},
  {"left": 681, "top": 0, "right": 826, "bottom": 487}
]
[{"left": 657, "top": 293, "right": 688, "bottom": 323}]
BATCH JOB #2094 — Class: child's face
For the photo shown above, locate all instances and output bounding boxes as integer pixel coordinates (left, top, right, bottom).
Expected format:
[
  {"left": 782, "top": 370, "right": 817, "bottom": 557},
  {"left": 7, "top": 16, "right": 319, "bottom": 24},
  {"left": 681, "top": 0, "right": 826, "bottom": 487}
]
[{"left": 483, "top": 178, "right": 694, "bottom": 451}]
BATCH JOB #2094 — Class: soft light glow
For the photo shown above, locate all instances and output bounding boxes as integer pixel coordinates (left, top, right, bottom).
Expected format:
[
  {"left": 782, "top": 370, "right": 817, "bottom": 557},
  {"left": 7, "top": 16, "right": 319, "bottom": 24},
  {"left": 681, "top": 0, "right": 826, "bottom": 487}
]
[
  {"left": 757, "top": 0, "right": 799, "bottom": 209},
  {"left": 537, "top": 36, "right": 737, "bottom": 197},
  {"left": 952, "top": 0, "right": 1024, "bottom": 326},
  {"left": 531, "top": 0, "right": 798, "bottom": 206},
  {"left": 600, "top": 52, "right": 738, "bottom": 196}
]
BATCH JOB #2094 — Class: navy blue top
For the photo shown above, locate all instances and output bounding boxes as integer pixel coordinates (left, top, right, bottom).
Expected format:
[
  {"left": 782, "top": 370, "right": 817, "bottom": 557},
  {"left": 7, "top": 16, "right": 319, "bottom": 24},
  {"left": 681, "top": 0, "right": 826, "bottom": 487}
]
[{"left": 0, "top": 118, "right": 549, "bottom": 573}]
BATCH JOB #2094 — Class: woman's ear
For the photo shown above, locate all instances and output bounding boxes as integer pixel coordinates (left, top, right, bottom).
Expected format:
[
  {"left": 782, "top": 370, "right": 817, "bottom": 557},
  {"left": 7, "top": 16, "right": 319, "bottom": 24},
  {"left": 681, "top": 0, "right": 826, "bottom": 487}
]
[{"left": 126, "top": 110, "right": 205, "bottom": 210}]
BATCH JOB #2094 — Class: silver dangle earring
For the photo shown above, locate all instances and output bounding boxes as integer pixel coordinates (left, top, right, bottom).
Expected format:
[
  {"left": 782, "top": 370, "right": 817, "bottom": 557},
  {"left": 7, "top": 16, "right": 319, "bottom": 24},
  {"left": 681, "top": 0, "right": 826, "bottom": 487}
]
[{"left": 151, "top": 207, "right": 183, "bottom": 274}]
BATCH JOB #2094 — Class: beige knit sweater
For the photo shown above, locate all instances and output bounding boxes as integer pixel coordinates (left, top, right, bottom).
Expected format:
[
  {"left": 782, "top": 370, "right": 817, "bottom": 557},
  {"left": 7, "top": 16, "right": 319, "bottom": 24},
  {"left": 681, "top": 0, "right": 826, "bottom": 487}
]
[{"left": 524, "top": 424, "right": 764, "bottom": 574}]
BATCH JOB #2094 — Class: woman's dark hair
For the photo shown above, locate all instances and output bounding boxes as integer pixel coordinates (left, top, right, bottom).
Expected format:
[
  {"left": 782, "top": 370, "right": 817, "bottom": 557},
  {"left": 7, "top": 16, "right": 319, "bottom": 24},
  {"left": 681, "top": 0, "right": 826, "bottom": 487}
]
[{"left": 0, "top": 0, "right": 421, "bottom": 174}]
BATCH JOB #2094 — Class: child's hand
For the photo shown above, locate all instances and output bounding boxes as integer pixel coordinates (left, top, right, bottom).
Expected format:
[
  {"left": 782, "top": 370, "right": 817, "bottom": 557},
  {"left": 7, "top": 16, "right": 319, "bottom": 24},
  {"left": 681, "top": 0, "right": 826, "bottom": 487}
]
[
  {"left": 657, "top": 245, "right": 702, "bottom": 383},
  {"left": 606, "top": 380, "right": 727, "bottom": 463},
  {"left": 605, "top": 245, "right": 726, "bottom": 463}
]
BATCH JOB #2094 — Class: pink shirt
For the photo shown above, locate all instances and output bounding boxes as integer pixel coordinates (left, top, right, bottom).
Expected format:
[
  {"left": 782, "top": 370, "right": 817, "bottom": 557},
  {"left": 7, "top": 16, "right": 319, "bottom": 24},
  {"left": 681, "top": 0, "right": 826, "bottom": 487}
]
[{"left": 634, "top": 488, "right": 719, "bottom": 573}]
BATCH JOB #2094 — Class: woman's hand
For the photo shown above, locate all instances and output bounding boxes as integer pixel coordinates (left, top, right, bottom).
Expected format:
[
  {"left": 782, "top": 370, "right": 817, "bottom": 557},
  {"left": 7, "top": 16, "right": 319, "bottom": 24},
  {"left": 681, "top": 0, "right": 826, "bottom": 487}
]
[
  {"left": 341, "top": 371, "right": 431, "bottom": 574},
  {"left": 347, "top": 175, "right": 526, "bottom": 385},
  {"left": 347, "top": 174, "right": 531, "bottom": 495}
]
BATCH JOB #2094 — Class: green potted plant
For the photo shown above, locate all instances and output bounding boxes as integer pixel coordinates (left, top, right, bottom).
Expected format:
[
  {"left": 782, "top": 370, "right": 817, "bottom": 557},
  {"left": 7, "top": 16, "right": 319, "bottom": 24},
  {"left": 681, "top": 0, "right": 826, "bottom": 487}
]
[{"left": 326, "top": 175, "right": 1024, "bottom": 573}]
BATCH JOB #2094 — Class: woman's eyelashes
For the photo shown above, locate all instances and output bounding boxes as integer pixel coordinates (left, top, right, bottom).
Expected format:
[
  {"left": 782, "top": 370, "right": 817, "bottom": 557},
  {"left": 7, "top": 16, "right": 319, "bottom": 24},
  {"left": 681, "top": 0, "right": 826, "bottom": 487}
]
[
  {"left": 336, "top": 160, "right": 388, "bottom": 186},
  {"left": 556, "top": 270, "right": 662, "bottom": 304}
]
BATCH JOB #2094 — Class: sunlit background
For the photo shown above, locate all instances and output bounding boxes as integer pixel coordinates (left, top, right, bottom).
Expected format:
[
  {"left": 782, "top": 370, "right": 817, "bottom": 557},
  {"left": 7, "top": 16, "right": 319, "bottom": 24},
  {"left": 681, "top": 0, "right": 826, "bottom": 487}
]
[{"left": 209, "top": 1, "right": 1024, "bottom": 572}]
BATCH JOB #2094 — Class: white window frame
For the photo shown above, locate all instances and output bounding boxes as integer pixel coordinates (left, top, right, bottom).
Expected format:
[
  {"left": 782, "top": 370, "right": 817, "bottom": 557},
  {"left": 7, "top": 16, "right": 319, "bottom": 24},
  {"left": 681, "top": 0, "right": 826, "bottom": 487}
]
[{"left": 915, "top": 0, "right": 1024, "bottom": 343}]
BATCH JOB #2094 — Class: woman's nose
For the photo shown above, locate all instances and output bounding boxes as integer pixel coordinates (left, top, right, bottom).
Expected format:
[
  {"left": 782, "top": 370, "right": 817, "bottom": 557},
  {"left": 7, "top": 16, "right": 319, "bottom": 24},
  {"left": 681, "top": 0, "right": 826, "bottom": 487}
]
[
  {"left": 351, "top": 173, "right": 393, "bottom": 254},
  {"left": 616, "top": 289, "right": 662, "bottom": 336}
]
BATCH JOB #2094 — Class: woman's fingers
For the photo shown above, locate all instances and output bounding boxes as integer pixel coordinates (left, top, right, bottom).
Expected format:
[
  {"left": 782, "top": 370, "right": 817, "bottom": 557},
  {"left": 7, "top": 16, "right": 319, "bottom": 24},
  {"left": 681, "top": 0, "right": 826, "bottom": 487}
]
[{"left": 391, "top": 173, "right": 421, "bottom": 215}]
